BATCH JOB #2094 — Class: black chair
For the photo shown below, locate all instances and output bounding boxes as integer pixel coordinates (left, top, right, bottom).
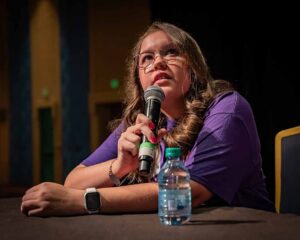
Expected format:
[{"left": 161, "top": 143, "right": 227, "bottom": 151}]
[{"left": 275, "top": 126, "right": 300, "bottom": 214}]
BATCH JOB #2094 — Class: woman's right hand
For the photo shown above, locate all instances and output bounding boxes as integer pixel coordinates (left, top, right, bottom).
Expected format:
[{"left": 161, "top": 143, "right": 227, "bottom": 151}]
[{"left": 116, "top": 113, "right": 167, "bottom": 174}]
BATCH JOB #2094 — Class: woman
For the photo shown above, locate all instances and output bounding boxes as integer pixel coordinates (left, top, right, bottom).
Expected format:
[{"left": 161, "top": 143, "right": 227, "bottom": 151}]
[{"left": 21, "top": 22, "right": 274, "bottom": 217}]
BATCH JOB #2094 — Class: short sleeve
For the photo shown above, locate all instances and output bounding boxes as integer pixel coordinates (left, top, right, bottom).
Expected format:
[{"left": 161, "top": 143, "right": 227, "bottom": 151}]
[
  {"left": 81, "top": 123, "right": 124, "bottom": 166},
  {"left": 185, "top": 113, "right": 254, "bottom": 204}
]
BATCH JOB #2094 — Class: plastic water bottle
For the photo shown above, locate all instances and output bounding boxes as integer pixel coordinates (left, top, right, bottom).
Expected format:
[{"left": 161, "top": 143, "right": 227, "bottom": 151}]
[{"left": 158, "top": 147, "right": 191, "bottom": 225}]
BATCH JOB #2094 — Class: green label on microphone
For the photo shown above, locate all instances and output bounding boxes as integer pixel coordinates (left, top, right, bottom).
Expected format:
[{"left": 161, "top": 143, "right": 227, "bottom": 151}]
[{"left": 139, "top": 142, "right": 155, "bottom": 158}]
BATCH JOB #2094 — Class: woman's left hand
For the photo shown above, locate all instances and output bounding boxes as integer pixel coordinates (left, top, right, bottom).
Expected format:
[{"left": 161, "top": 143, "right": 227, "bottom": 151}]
[{"left": 21, "top": 182, "right": 85, "bottom": 217}]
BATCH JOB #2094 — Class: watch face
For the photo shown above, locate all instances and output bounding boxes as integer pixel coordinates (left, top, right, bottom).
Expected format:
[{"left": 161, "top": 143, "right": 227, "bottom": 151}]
[{"left": 86, "top": 192, "right": 100, "bottom": 211}]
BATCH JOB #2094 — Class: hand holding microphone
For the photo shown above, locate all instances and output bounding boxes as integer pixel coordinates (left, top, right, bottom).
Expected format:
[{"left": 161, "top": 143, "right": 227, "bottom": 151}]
[{"left": 138, "top": 85, "right": 165, "bottom": 176}]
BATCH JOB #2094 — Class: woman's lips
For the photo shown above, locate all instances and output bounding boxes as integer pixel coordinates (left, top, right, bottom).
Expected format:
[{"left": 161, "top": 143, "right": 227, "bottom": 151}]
[{"left": 153, "top": 72, "right": 171, "bottom": 84}]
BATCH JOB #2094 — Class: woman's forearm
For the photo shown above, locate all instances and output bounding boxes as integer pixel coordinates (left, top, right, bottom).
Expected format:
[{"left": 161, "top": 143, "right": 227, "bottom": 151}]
[
  {"left": 92, "top": 181, "right": 211, "bottom": 213},
  {"left": 21, "top": 180, "right": 212, "bottom": 217},
  {"left": 64, "top": 160, "right": 128, "bottom": 189},
  {"left": 20, "top": 181, "right": 158, "bottom": 217},
  {"left": 99, "top": 182, "right": 158, "bottom": 213}
]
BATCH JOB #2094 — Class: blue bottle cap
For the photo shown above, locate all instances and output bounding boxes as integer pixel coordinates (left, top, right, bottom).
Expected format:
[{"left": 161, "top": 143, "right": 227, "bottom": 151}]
[{"left": 165, "top": 147, "right": 181, "bottom": 158}]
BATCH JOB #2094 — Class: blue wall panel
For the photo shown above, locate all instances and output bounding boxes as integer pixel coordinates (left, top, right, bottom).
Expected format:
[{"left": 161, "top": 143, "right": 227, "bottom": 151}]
[
  {"left": 8, "top": 0, "right": 32, "bottom": 185},
  {"left": 59, "top": 0, "right": 90, "bottom": 179}
]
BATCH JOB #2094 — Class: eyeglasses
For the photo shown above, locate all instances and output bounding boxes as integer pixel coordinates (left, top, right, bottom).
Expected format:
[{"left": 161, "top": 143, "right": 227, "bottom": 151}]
[{"left": 135, "top": 46, "right": 185, "bottom": 73}]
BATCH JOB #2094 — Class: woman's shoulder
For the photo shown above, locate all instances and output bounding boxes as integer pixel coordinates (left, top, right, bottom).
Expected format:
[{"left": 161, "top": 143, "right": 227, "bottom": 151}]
[{"left": 205, "top": 90, "right": 253, "bottom": 118}]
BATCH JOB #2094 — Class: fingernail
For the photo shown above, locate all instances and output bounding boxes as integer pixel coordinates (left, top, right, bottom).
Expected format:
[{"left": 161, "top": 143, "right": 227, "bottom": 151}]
[
  {"left": 149, "top": 122, "right": 155, "bottom": 130},
  {"left": 150, "top": 136, "right": 157, "bottom": 144}
]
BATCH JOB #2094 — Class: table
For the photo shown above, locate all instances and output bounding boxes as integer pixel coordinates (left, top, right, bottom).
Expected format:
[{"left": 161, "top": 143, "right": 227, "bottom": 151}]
[{"left": 0, "top": 198, "right": 300, "bottom": 239}]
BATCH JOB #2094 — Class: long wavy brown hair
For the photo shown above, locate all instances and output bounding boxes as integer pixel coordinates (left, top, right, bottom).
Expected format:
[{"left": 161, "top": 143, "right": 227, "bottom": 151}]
[
  {"left": 110, "top": 22, "right": 232, "bottom": 182},
  {"left": 120, "top": 22, "right": 232, "bottom": 157}
]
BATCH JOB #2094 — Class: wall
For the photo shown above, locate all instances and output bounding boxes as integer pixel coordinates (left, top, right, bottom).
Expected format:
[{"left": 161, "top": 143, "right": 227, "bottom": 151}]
[
  {"left": 0, "top": 0, "right": 9, "bottom": 184},
  {"left": 88, "top": 0, "right": 151, "bottom": 150},
  {"left": 0, "top": 0, "right": 151, "bottom": 187}
]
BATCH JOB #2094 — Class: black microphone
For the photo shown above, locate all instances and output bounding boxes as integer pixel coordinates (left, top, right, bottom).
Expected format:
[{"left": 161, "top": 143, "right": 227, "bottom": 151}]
[{"left": 138, "top": 85, "right": 165, "bottom": 176}]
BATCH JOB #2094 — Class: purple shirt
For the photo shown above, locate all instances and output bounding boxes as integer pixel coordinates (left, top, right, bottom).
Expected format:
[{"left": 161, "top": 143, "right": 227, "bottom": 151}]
[{"left": 81, "top": 91, "right": 274, "bottom": 211}]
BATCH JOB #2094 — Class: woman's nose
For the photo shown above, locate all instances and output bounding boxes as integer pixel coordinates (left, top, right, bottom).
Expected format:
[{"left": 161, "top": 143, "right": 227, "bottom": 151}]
[{"left": 153, "top": 55, "right": 167, "bottom": 70}]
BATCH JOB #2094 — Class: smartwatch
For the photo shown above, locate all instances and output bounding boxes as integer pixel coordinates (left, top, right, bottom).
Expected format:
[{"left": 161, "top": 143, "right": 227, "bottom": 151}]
[{"left": 84, "top": 188, "right": 101, "bottom": 214}]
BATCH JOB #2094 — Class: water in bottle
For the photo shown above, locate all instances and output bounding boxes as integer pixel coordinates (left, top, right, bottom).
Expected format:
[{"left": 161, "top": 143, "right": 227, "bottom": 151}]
[{"left": 158, "top": 147, "right": 191, "bottom": 225}]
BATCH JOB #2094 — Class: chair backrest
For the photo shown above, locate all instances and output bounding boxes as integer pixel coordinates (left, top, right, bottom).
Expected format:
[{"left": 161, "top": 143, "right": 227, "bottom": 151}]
[{"left": 275, "top": 126, "right": 300, "bottom": 214}]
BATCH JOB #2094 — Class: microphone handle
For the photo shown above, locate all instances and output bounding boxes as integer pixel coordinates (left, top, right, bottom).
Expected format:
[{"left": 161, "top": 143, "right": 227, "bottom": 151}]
[
  {"left": 144, "top": 98, "right": 161, "bottom": 133},
  {"left": 138, "top": 98, "right": 161, "bottom": 175}
]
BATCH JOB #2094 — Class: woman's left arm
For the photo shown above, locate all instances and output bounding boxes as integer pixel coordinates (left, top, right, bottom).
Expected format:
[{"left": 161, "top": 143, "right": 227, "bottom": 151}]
[
  {"left": 21, "top": 182, "right": 159, "bottom": 216},
  {"left": 21, "top": 179, "right": 211, "bottom": 216}
]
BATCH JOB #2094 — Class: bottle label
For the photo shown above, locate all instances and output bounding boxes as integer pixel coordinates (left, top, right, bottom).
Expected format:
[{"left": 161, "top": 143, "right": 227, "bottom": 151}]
[
  {"left": 167, "top": 199, "right": 177, "bottom": 211},
  {"left": 139, "top": 142, "right": 155, "bottom": 158},
  {"left": 159, "top": 189, "right": 191, "bottom": 214},
  {"left": 167, "top": 194, "right": 187, "bottom": 211}
]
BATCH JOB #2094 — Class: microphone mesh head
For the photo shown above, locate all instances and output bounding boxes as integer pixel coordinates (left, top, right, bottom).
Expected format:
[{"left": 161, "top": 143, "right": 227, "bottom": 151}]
[{"left": 144, "top": 85, "right": 165, "bottom": 103}]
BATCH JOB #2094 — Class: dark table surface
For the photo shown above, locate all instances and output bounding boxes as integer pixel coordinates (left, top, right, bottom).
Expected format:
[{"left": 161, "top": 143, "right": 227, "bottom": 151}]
[{"left": 1, "top": 197, "right": 300, "bottom": 240}]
